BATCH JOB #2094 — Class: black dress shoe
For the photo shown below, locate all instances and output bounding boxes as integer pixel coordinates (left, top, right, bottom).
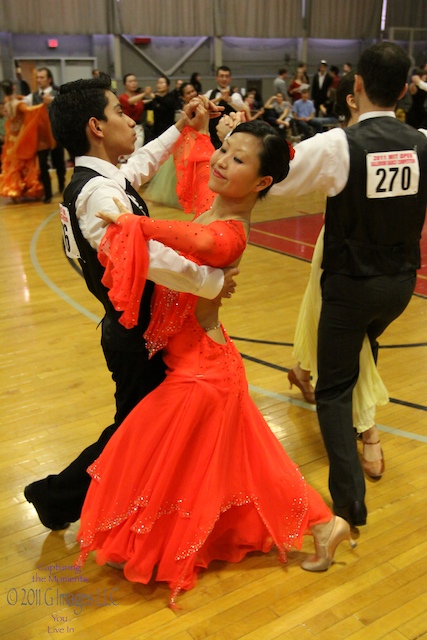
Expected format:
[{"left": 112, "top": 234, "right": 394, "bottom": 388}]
[
  {"left": 333, "top": 500, "right": 367, "bottom": 527},
  {"left": 43, "top": 196, "right": 52, "bottom": 204},
  {"left": 24, "top": 482, "right": 70, "bottom": 531}
]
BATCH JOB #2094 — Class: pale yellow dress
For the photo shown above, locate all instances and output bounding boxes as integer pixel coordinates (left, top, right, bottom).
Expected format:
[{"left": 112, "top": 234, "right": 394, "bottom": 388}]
[
  {"left": 293, "top": 226, "right": 389, "bottom": 431},
  {"left": 143, "top": 155, "right": 181, "bottom": 209}
]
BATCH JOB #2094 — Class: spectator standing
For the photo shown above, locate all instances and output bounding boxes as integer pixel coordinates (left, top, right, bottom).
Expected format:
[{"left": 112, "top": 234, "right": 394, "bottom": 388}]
[
  {"left": 273, "top": 68, "right": 289, "bottom": 100},
  {"left": 288, "top": 67, "right": 310, "bottom": 103},
  {"left": 330, "top": 65, "right": 341, "bottom": 89},
  {"left": 119, "top": 73, "right": 145, "bottom": 151},
  {"left": 204, "top": 66, "right": 245, "bottom": 147},
  {"left": 144, "top": 76, "right": 176, "bottom": 139},
  {"left": 408, "top": 71, "right": 427, "bottom": 128},
  {"left": 190, "top": 72, "right": 202, "bottom": 94},
  {"left": 311, "top": 60, "right": 333, "bottom": 116}
]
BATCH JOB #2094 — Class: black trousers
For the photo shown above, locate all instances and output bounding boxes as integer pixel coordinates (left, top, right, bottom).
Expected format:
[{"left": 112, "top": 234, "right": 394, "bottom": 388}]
[
  {"left": 37, "top": 149, "right": 52, "bottom": 200},
  {"left": 37, "top": 146, "right": 66, "bottom": 199},
  {"left": 316, "top": 271, "right": 416, "bottom": 509},
  {"left": 51, "top": 144, "right": 66, "bottom": 191},
  {"left": 295, "top": 120, "right": 314, "bottom": 139},
  {"left": 42, "top": 344, "right": 166, "bottom": 522}
]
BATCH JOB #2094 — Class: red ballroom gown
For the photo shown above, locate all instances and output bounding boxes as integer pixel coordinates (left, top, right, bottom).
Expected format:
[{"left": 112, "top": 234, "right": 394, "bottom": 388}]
[
  {"left": 76, "top": 128, "right": 331, "bottom": 605},
  {"left": 0, "top": 98, "right": 55, "bottom": 200}
]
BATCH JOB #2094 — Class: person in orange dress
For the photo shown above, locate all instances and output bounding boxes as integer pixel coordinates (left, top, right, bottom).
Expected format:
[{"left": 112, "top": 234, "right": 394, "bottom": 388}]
[
  {"left": 0, "top": 79, "right": 55, "bottom": 202},
  {"left": 75, "top": 100, "right": 356, "bottom": 607}
]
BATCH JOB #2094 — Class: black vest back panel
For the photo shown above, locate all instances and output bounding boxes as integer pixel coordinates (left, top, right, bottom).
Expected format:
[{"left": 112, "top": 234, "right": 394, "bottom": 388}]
[{"left": 323, "top": 118, "right": 427, "bottom": 276}]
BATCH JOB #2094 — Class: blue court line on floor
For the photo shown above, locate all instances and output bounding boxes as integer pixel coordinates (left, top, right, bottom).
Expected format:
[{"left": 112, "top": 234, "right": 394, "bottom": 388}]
[
  {"left": 31, "top": 212, "right": 427, "bottom": 444},
  {"left": 30, "top": 211, "right": 102, "bottom": 324},
  {"left": 248, "top": 384, "right": 427, "bottom": 443},
  {"left": 233, "top": 335, "right": 427, "bottom": 349},
  {"left": 239, "top": 353, "right": 426, "bottom": 413}
]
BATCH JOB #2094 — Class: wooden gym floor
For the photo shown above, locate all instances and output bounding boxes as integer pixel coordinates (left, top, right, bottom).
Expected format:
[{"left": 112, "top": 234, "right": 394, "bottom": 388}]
[{"left": 1, "top": 171, "right": 426, "bottom": 639}]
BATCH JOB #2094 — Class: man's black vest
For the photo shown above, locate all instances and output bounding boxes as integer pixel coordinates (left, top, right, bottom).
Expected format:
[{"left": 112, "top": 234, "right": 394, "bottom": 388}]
[
  {"left": 323, "top": 117, "right": 427, "bottom": 276},
  {"left": 32, "top": 87, "right": 59, "bottom": 106},
  {"left": 63, "top": 166, "right": 153, "bottom": 351}
]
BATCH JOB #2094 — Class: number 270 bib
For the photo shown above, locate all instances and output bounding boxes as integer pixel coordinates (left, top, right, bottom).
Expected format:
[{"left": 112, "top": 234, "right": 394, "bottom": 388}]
[{"left": 366, "top": 150, "right": 419, "bottom": 199}]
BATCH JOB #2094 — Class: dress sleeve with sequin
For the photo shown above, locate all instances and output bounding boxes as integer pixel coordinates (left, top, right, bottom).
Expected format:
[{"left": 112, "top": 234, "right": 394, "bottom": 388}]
[
  {"left": 173, "top": 126, "right": 216, "bottom": 216},
  {"left": 99, "top": 214, "right": 246, "bottom": 329},
  {"left": 98, "top": 128, "right": 247, "bottom": 331}
]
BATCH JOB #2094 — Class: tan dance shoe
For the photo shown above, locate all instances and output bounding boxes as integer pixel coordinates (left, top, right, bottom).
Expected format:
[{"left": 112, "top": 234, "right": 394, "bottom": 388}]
[
  {"left": 301, "top": 516, "right": 357, "bottom": 572},
  {"left": 362, "top": 440, "right": 385, "bottom": 479},
  {"left": 288, "top": 369, "right": 316, "bottom": 404}
]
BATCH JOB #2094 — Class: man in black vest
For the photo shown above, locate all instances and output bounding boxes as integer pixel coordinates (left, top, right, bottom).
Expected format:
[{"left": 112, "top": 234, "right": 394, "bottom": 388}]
[
  {"left": 24, "top": 67, "right": 66, "bottom": 202},
  {"left": 271, "top": 42, "right": 427, "bottom": 527},
  {"left": 204, "top": 66, "right": 245, "bottom": 148},
  {"left": 24, "top": 77, "right": 236, "bottom": 530}
]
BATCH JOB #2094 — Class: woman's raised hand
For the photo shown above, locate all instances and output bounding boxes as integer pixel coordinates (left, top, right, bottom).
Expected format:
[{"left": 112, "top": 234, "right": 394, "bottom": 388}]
[
  {"left": 216, "top": 111, "right": 246, "bottom": 142},
  {"left": 96, "top": 197, "right": 131, "bottom": 224},
  {"left": 182, "top": 97, "right": 210, "bottom": 133}
]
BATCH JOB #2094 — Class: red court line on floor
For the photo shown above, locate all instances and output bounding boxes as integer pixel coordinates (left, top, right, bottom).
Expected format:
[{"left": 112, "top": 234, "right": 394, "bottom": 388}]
[{"left": 249, "top": 213, "right": 427, "bottom": 297}]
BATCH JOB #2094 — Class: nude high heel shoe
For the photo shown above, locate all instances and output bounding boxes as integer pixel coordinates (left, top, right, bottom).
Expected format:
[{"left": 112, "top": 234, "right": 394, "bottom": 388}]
[
  {"left": 362, "top": 440, "right": 385, "bottom": 479},
  {"left": 287, "top": 369, "right": 316, "bottom": 404},
  {"left": 301, "top": 516, "right": 357, "bottom": 572}
]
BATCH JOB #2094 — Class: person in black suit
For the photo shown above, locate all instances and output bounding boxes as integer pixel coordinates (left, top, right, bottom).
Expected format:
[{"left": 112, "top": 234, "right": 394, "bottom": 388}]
[
  {"left": 24, "top": 67, "right": 66, "bottom": 202},
  {"left": 272, "top": 43, "right": 427, "bottom": 527},
  {"left": 311, "top": 60, "right": 333, "bottom": 116}
]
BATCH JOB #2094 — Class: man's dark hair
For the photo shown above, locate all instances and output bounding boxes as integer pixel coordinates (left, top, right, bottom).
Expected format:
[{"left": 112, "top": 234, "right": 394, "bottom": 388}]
[
  {"left": 278, "top": 68, "right": 288, "bottom": 75},
  {"left": 158, "top": 75, "right": 171, "bottom": 87},
  {"left": 215, "top": 65, "right": 231, "bottom": 76},
  {"left": 178, "top": 81, "right": 193, "bottom": 98},
  {"left": 123, "top": 72, "right": 136, "bottom": 84},
  {"left": 49, "top": 76, "right": 111, "bottom": 157},
  {"left": 1, "top": 79, "right": 14, "bottom": 96},
  {"left": 37, "top": 67, "right": 54, "bottom": 83},
  {"left": 357, "top": 42, "right": 410, "bottom": 107}
]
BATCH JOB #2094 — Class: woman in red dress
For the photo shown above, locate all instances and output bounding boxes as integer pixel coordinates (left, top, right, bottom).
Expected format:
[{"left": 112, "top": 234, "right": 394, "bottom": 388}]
[
  {"left": 288, "top": 67, "right": 309, "bottom": 103},
  {"left": 0, "top": 79, "right": 54, "bottom": 202},
  {"left": 118, "top": 73, "right": 146, "bottom": 152},
  {"left": 76, "top": 102, "right": 356, "bottom": 606}
]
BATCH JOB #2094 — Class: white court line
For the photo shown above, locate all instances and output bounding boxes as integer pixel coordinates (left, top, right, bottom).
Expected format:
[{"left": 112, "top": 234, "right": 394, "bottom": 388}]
[
  {"left": 248, "top": 384, "right": 427, "bottom": 443},
  {"left": 30, "top": 211, "right": 102, "bottom": 324},
  {"left": 31, "top": 213, "right": 427, "bottom": 445}
]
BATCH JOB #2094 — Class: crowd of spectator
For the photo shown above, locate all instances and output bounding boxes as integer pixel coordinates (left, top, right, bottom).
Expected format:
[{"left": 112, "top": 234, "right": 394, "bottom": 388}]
[
  {"left": 114, "top": 60, "right": 356, "bottom": 148},
  {"left": 2, "top": 56, "right": 427, "bottom": 204}
]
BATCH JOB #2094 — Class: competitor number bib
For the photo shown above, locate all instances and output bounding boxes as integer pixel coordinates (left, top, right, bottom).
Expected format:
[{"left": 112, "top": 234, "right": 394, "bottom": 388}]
[
  {"left": 59, "top": 204, "right": 81, "bottom": 259},
  {"left": 366, "top": 150, "right": 419, "bottom": 199}
]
